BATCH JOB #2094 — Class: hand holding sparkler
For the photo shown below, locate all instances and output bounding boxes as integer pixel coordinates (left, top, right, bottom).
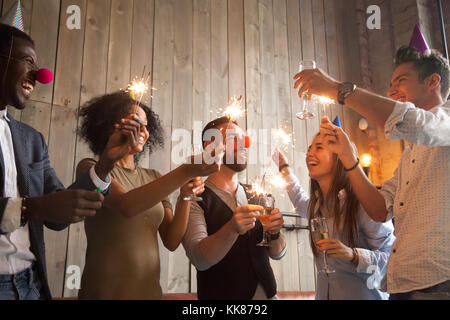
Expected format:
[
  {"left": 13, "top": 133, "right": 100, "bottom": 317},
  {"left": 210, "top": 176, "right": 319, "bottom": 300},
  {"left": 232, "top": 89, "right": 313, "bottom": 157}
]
[{"left": 186, "top": 142, "right": 225, "bottom": 177}]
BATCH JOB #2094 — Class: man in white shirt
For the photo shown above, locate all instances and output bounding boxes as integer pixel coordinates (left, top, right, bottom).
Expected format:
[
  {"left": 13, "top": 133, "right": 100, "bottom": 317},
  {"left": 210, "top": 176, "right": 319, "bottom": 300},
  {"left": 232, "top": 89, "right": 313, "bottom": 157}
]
[
  {"left": 293, "top": 46, "right": 450, "bottom": 299},
  {"left": 0, "top": 23, "right": 142, "bottom": 299}
]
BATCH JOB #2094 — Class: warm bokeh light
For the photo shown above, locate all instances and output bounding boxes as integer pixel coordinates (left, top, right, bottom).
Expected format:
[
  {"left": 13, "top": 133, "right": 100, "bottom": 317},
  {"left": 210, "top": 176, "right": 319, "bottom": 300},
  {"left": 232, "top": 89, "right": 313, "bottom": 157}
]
[{"left": 360, "top": 153, "right": 373, "bottom": 168}]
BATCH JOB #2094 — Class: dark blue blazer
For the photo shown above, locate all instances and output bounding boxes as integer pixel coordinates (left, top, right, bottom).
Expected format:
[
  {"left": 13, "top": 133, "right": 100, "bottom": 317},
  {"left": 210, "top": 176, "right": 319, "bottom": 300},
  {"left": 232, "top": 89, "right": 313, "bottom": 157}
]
[{"left": 0, "top": 113, "right": 107, "bottom": 299}]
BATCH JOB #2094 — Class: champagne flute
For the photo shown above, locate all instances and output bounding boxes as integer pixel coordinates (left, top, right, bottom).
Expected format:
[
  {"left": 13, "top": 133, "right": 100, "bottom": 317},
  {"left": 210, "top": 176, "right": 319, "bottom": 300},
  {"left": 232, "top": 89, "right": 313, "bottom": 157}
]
[
  {"left": 296, "top": 60, "right": 316, "bottom": 120},
  {"left": 310, "top": 217, "right": 335, "bottom": 274},
  {"left": 183, "top": 144, "right": 204, "bottom": 202},
  {"left": 256, "top": 194, "right": 275, "bottom": 247}
]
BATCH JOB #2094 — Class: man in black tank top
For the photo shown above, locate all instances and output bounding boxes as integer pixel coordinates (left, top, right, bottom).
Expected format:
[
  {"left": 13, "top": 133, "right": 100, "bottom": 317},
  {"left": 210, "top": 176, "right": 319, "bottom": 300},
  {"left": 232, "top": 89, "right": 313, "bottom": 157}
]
[{"left": 182, "top": 117, "right": 286, "bottom": 300}]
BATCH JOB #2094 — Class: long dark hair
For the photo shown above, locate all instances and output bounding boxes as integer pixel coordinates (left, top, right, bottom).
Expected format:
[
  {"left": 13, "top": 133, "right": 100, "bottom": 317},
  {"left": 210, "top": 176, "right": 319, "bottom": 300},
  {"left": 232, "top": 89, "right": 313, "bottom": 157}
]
[{"left": 307, "top": 134, "right": 361, "bottom": 256}]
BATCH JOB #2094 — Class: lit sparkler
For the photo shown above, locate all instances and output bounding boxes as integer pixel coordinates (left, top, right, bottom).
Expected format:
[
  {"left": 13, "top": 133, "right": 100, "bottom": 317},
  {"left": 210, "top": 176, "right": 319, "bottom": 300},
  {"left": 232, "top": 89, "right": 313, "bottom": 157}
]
[
  {"left": 222, "top": 95, "right": 245, "bottom": 122},
  {"left": 273, "top": 128, "right": 292, "bottom": 145},
  {"left": 127, "top": 79, "right": 149, "bottom": 101},
  {"left": 126, "top": 66, "right": 155, "bottom": 104},
  {"left": 268, "top": 172, "right": 288, "bottom": 190}
]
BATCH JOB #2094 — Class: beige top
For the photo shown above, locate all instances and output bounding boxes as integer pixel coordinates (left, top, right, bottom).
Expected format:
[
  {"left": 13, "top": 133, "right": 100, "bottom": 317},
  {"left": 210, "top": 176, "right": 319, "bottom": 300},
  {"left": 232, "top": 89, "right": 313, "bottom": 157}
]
[{"left": 78, "top": 160, "right": 172, "bottom": 300}]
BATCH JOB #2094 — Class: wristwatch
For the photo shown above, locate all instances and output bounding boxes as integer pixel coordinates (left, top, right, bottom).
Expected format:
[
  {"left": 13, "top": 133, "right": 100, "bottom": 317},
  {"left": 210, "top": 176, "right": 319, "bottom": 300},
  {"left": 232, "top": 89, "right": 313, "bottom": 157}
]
[{"left": 338, "top": 82, "right": 357, "bottom": 105}]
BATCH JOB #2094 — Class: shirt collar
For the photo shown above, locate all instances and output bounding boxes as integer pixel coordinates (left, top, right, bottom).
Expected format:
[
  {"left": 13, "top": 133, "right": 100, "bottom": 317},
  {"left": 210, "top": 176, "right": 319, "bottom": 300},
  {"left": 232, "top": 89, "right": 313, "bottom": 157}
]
[{"left": 0, "top": 107, "right": 10, "bottom": 122}]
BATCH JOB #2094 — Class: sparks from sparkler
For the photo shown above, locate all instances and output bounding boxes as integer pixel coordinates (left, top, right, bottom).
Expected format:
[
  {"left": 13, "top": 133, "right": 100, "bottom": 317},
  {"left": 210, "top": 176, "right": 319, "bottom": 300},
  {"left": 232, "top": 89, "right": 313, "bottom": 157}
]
[
  {"left": 250, "top": 170, "right": 287, "bottom": 201},
  {"left": 127, "top": 79, "right": 148, "bottom": 101},
  {"left": 268, "top": 172, "right": 288, "bottom": 190},
  {"left": 273, "top": 128, "right": 292, "bottom": 146},
  {"left": 222, "top": 95, "right": 245, "bottom": 122},
  {"left": 126, "top": 66, "right": 156, "bottom": 105}
]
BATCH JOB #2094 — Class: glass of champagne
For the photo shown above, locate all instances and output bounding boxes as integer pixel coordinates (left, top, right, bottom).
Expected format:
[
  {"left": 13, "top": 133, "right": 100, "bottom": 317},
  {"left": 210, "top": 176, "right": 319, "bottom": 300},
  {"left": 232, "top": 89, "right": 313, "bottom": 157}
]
[
  {"left": 183, "top": 144, "right": 204, "bottom": 202},
  {"left": 296, "top": 60, "right": 316, "bottom": 120},
  {"left": 256, "top": 194, "right": 275, "bottom": 247},
  {"left": 310, "top": 217, "right": 335, "bottom": 274}
]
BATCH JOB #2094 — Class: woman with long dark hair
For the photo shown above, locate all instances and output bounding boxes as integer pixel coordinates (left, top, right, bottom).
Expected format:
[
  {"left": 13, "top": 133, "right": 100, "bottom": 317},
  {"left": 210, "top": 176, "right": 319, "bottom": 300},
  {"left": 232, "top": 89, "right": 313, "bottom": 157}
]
[
  {"left": 76, "top": 91, "right": 222, "bottom": 299},
  {"left": 273, "top": 117, "right": 395, "bottom": 300}
]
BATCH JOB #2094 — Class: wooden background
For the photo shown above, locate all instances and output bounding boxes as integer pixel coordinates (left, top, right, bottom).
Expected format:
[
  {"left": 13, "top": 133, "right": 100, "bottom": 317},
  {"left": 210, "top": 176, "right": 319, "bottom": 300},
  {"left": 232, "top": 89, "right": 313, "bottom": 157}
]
[{"left": 1, "top": 0, "right": 448, "bottom": 298}]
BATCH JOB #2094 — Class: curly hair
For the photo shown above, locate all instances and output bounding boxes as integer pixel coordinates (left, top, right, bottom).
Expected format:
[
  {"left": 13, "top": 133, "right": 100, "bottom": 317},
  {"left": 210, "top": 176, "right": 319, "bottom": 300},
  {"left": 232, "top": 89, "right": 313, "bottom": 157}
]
[
  {"left": 395, "top": 46, "right": 450, "bottom": 100},
  {"left": 78, "top": 91, "right": 164, "bottom": 162}
]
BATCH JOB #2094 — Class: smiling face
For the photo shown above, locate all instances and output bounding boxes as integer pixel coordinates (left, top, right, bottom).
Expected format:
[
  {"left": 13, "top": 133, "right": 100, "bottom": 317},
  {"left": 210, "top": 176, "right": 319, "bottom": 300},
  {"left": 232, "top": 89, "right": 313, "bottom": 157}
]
[
  {"left": 306, "top": 135, "right": 336, "bottom": 181},
  {"left": 129, "top": 105, "right": 150, "bottom": 154},
  {"left": 387, "top": 62, "right": 429, "bottom": 106},
  {"left": 0, "top": 37, "right": 38, "bottom": 109}
]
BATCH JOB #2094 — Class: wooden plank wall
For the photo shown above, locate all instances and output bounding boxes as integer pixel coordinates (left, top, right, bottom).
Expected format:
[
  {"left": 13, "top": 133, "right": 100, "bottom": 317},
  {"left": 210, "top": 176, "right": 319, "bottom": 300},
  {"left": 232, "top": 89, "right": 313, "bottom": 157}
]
[{"left": 2, "top": 0, "right": 379, "bottom": 297}]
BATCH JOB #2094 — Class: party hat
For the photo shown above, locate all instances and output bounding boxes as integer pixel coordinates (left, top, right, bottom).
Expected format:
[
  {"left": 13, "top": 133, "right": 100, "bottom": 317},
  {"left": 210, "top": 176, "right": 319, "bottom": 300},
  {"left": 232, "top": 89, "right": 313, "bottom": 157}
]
[
  {"left": 409, "top": 24, "right": 431, "bottom": 56},
  {"left": 0, "top": 0, "right": 24, "bottom": 32},
  {"left": 332, "top": 116, "right": 341, "bottom": 128}
]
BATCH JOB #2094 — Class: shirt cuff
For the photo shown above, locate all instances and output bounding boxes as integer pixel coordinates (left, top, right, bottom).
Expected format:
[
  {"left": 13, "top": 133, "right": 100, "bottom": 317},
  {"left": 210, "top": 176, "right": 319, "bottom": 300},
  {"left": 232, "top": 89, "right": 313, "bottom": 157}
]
[
  {"left": 269, "top": 241, "right": 287, "bottom": 261},
  {"left": 0, "top": 198, "right": 22, "bottom": 233},
  {"left": 284, "top": 172, "right": 299, "bottom": 186},
  {"left": 89, "top": 165, "right": 111, "bottom": 192},
  {"left": 384, "top": 102, "right": 415, "bottom": 139},
  {"left": 355, "top": 248, "right": 372, "bottom": 273}
]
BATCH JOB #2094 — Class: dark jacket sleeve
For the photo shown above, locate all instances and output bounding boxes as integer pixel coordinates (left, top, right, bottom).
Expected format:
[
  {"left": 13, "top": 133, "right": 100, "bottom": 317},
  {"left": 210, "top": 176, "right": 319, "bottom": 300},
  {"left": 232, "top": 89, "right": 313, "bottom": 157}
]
[
  {"left": 0, "top": 198, "right": 10, "bottom": 234},
  {"left": 39, "top": 133, "right": 110, "bottom": 231},
  {"left": 0, "top": 131, "right": 110, "bottom": 233}
]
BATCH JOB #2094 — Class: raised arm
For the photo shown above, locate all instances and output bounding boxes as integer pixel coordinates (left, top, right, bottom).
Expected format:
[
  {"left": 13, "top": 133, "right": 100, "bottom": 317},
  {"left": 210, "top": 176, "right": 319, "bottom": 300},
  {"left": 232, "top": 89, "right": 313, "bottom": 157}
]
[
  {"left": 293, "top": 68, "right": 450, "bottom": 146},
  {"left": 319, "top": 117, "right": 389, "bottom": 222},
  {"left": 159, "top": 177, "right": 205, "bottom": 252},
  {"left": 272, "top": 148, "right": 309, "bottom": 218},
  {"left": 77, "top": 160, "right": 219, "bottom": 219}
]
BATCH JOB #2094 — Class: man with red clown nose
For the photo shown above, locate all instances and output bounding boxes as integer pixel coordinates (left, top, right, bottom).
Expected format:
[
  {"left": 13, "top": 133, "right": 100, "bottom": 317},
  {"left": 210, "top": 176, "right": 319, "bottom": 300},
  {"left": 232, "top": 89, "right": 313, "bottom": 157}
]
[{"left": 0, "top": 1, "right": 141, "bottom": 300}]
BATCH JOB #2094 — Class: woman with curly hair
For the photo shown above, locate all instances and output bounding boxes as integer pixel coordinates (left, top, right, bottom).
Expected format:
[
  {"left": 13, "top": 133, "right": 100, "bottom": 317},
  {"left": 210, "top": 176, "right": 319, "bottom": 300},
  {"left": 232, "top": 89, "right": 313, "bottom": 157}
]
[{"left": 76, "top": 91, "right": 221, "bottom": 299}]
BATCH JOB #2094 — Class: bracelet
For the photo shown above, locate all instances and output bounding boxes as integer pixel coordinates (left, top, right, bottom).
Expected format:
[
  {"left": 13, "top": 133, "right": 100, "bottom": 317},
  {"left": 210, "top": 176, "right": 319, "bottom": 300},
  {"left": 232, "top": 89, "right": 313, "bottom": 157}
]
[
  {"left": 270, "top": 232, "right": 280, "bottom": 241},
  {"left": 20, "top": 197, "right": 29, "bottom": 227},
  {"left": 279, "top": 164, "right": 289, "bottom": 172},
  {"left": 344, "top": 158, "right": 360, "bottom": 172}
]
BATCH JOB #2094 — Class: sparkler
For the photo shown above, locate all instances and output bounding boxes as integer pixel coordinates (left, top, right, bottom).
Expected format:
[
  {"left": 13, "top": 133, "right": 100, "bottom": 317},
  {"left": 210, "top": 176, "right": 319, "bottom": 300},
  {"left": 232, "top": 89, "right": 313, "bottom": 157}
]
[
  {"left": 222, "top": 95, "right": 245, "bottom": 122},
  {"left": 126, "top": 66, "right": 155, "bottom": 105},
  {"left": 127, "top": 79, "right": 148, "bottom": 101},
  {"left": 273, "top": 128, "right": 292, "bottom": 145},
  {"left": 250, "top": 170, "right": 288, "bottom": 200},
  {"left": 268, "top": 172, "right": 288, "bottom": 190}
]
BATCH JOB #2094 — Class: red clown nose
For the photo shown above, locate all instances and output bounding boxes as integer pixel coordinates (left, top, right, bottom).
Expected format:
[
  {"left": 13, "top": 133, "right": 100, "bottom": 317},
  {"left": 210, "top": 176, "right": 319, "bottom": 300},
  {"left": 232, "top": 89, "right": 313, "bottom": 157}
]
[
  {"left": 244, "top": 136, "right": 252, "bottom": 149},
  {"left": 36, "top": 68, "right": 53, "bottom": 84}
]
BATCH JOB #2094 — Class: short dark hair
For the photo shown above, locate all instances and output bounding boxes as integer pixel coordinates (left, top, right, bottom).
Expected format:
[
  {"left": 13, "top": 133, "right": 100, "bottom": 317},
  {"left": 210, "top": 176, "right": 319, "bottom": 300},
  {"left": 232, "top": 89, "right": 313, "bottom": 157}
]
[
  {"left": 78, "top": 91, "right": 164, "bottom": 161},
  {"left": 202, "top": 116, "right": 238, "bottom": 148},
  {"left": 395, "top": 46, "right": 450, "bottom": 100},
  {"left": 0, "top": 23, "right": 34, "bottom": 55}
]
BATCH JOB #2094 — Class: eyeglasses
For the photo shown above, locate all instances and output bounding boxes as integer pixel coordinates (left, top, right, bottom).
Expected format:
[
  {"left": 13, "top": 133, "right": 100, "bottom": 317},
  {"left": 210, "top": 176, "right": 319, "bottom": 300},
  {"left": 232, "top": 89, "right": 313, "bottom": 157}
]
[{"left": 0, "top": 54, "right": 39, "bottom": 71}]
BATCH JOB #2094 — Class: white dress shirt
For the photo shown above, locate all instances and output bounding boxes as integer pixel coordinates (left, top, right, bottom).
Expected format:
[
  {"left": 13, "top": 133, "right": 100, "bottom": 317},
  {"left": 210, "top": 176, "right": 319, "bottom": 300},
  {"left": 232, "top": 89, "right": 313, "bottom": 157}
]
[
  {"left": 0, "top": 107, "right": 111, "bottom": 275},
  {"left": 380, "top": 100, "right": 450, "bottom": 294},
  {"left": 0, "top": 109, "right": 34, "bottom": 274}
]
